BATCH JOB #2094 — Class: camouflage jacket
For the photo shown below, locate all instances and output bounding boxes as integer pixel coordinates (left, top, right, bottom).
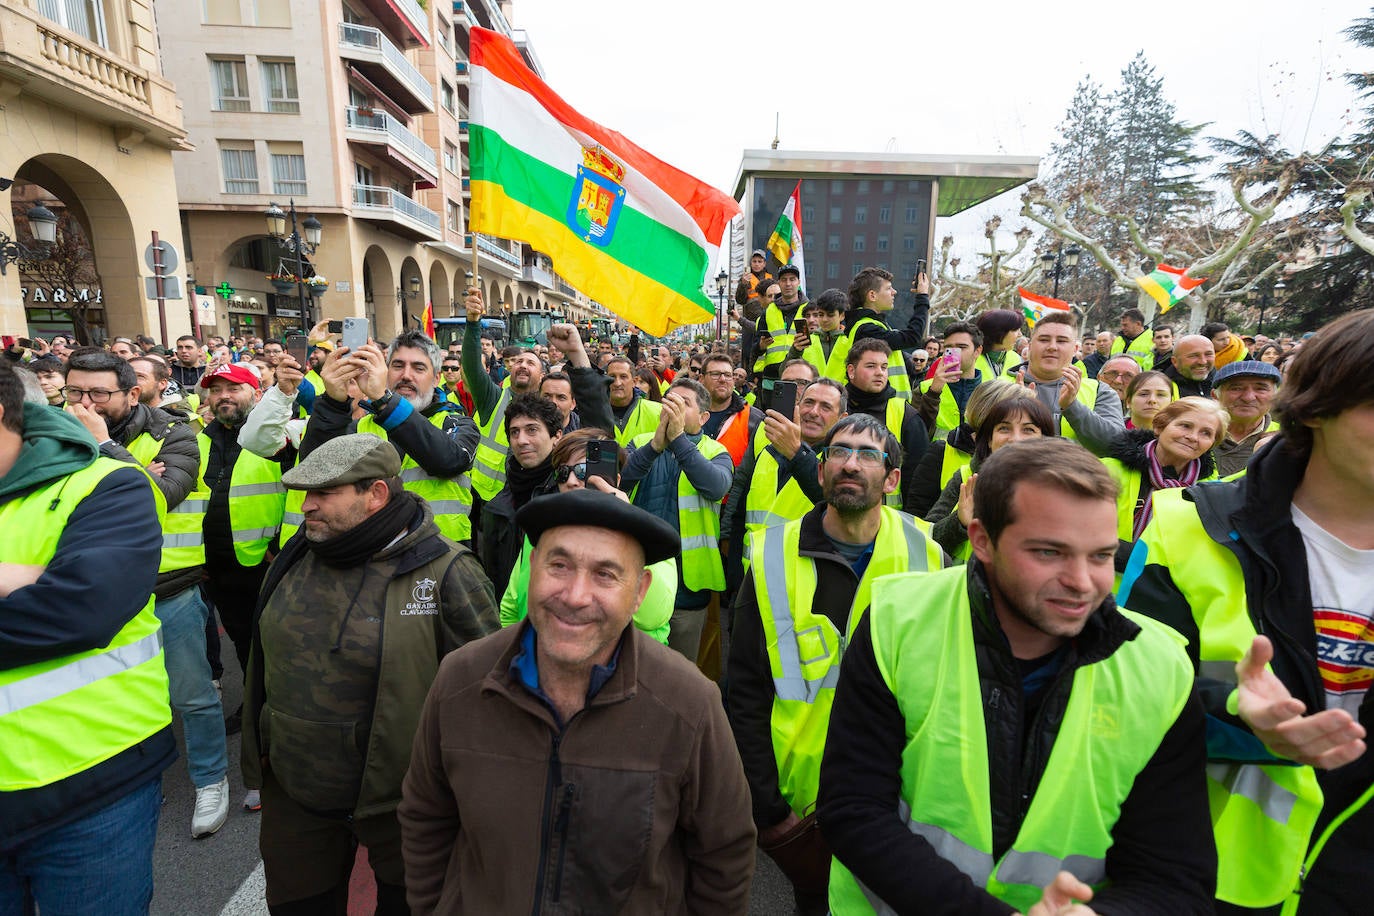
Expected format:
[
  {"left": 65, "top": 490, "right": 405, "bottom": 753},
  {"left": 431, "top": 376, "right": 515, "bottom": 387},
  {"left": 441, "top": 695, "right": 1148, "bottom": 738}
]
[{"left": 241, "top": 496, "right": 498, "bottom": 818}]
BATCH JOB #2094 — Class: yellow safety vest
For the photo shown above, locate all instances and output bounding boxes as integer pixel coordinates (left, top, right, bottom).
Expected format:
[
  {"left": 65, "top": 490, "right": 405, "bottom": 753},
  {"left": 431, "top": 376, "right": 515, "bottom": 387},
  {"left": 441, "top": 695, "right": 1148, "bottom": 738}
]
[
  {"left": 200, "top": 433, "right": 286, "bottom": 566},
  {"left": 830, "top": 566, "right": 1193, "bottom": 913},
  {"left": 755, "top": 302, "right": 801, "bottom": 374},
  {"left": 127, "top": 430, "right": 208, "bottom": 572},
  {"left": 1121, "top": 488, "right": 1324, "bottom": 908},
  {"left": 358, "top": 411, "right": 474, "bottom": 542},
  {"left": 750, "top": 507, "right": 942, "bottom": 816},
  {"left": 471, "top": 388, "right": 512, "bottom": 501},
  {"left": 1109, "top": 331, "right": 1154, "bottom": 369},
  {"left": 1000, "top": 365, "right": 1102, "bottom": 441},
  {"left": 0, "top": 458, "right": 172, "bottom": 790},
  {"left": 918, "top": 366, "right": 990, "bottom": 441},
  {"left": 939, "top": 442, "right": 972, "bottom": 491},
  {"left": 849, "top": 317, "right": 911, "bottom": 401},
  {"left": 613, "top": 397, "right": 663, "bottom": 447},
  {"left": 629, "top": 433, "right": 728, "bottom": 591}
]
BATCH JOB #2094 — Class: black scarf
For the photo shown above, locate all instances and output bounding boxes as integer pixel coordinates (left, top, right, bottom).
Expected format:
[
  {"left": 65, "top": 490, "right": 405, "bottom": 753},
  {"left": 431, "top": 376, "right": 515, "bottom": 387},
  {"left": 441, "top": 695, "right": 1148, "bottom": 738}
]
[
  {"left": 507, "top": 456, "right": 553, "bottom": 512},
  {"left": 305, "top": 482, "right": 420, "bottom": 568}
]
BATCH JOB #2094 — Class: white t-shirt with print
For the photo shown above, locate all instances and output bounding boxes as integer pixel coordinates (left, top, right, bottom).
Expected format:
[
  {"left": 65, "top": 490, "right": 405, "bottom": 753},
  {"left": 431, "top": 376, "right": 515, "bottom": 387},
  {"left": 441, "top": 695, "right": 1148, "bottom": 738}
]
[{"left": 1292, "top": 504, "right": 1374, "bottom": 716}]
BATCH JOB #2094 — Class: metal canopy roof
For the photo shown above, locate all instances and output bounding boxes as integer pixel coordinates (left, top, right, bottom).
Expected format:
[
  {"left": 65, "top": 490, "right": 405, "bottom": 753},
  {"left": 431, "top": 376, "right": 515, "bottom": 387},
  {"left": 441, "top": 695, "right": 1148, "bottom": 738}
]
[{"left": 733, "top": 149, "right": 1041, "bottom": 217}]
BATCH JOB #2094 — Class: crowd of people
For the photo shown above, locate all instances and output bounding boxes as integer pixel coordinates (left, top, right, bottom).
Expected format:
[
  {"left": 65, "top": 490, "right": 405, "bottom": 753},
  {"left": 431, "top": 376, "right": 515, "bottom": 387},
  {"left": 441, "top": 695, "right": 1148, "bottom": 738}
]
[{"left": 1, "top": 259, "right": 1372, "bottom": 916}]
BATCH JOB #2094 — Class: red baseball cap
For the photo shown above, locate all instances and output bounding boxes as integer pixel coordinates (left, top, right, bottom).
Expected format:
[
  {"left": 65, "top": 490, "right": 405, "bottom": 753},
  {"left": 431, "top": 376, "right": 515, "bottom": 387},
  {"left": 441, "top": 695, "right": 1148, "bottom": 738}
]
[{"left": 199, "top": 363, "right": 261, "bottom": 390}]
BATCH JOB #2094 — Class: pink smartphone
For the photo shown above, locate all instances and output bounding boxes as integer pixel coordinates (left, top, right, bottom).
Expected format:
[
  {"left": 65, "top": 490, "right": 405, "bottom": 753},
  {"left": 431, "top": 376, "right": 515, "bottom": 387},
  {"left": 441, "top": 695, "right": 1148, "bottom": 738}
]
[{"left": 942, "top": 348, "right": 960, "bottom": 369}]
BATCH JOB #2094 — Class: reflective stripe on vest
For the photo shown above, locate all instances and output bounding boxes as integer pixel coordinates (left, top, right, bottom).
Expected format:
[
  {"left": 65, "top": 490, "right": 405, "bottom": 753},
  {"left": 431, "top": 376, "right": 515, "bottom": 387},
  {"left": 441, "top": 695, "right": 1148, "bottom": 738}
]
[
  {"left": 359, "top": 412, "right": 474, "bottom": 542},
  {"left": 744, "top": 441, "right": 819, "bottom": 539},
  {"left": 880, "top": 398, "right": 906, "bottom": 508},
  {"left": 128, "top": 429, "right": 209, "bottom": 570},
  {"left": 1120, "top": 488, "right": 1323, "bottom": 907},
  {"left": 200, "top": 434, "right": 286, "bottom": 566},
  {"left": 759, "top": 303, "right": 799, "bottom": 370},
  {"left": 753, "top": 508, "right": 941, "bottom": 817},
  {"left": 470, "top": 389, "right": 512, "bottom": 500},
  {"left": 1109, "top": 332, "right": 1154, "bottom": 369},
  {"left": 0, "top": 457, "right": 172, "bottom": 791},
  {"left": 829, "top": 566, "right": 1192, "bottom": 913}
]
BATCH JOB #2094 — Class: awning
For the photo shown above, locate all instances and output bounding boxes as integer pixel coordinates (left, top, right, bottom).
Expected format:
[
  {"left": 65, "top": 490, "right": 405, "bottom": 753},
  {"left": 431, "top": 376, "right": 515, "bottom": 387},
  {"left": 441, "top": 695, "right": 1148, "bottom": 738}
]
[{"left": 384, "top": 0, "right": 430, "bottom": 47}]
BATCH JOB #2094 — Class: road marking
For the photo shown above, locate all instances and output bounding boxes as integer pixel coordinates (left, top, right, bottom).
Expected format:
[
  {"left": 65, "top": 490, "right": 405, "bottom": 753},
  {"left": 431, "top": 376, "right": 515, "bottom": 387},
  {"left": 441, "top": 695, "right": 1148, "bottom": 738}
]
[{"left": 219, "top": 861, "right": 268, "bottom": 915}]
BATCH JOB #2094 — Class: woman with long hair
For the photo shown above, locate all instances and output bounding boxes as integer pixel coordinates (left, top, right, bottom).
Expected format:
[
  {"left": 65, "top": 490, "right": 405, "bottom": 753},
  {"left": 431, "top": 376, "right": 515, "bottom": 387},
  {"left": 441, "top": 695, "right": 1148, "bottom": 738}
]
[
  {"left": 1124, "top": 370, "right": 1174, "bottom": 430},
  {"left": 634, "top": 367, "right": 664, "bottom": 402}
]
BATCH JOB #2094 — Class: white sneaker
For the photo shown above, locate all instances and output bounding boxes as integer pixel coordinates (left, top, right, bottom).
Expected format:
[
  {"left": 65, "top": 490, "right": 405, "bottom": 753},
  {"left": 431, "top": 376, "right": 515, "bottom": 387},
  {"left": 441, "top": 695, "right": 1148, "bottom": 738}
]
[
  {"left": 242, "top": 788, "right": 262, "bottom": 812},
  {"left": 191, "top": 778, "right": 229, "bottom": 838}
]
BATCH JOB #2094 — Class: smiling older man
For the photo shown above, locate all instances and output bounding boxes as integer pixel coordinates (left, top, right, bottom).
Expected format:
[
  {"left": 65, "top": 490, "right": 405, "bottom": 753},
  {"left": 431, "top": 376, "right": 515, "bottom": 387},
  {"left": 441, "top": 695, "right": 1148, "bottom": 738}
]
[{"left": 400, "top": 489, "right": 756, "bottom": 915}]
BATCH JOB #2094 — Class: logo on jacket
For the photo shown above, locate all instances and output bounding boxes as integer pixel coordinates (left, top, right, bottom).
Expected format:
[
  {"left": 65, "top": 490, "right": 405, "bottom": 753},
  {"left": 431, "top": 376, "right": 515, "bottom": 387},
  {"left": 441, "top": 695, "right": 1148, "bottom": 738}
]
[{"left": 403, "top": 577, "right": 439, "bottom": 615}]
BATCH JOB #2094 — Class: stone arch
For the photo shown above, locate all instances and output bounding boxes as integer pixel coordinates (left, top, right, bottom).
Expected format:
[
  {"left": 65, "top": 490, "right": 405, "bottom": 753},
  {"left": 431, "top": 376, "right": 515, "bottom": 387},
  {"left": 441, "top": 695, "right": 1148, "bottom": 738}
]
[
  {"left": 398, "top": 255, "right": 423, "bottom": 334},
  {"left": 13, "top": 155, "right": 140, "bottom": 343},
  {"left": 362, "top": 245, "right": 394, "bottom": 340},
  {"left": 427, "top": 259, "right": 449, "bottom": 319},
  {"left": 502, "top": 283, "right": 513, "bottom": 311}
]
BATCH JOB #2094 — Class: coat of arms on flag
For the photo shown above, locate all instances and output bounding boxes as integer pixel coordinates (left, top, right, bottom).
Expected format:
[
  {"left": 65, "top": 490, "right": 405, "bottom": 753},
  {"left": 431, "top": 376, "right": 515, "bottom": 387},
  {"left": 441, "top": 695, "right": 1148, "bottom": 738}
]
[{"left": 568, "top": 145, "right": 627, "bottom": 246}]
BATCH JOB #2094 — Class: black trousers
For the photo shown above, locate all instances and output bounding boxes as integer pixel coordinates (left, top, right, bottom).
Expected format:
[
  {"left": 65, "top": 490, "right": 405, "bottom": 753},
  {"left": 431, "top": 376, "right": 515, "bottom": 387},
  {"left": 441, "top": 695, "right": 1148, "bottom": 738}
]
[{"left": 204, "top": 557, "right": 268, "bottom": 676}]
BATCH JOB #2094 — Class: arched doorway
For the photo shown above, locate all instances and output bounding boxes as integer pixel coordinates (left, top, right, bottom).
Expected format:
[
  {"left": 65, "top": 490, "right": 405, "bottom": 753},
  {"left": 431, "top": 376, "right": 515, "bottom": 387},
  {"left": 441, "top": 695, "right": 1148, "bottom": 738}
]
[
  {"left": 427, "top": 260, "right": 449, "bottom": 320},
  {"left": 398, "top": 256, "right": 422, "bottom": 334},
  {"left": 11, "top": 156, "right": 139, "bottom": 344},
  {"left": 362, "top": 246, "right": 394, "bottom": 340}
]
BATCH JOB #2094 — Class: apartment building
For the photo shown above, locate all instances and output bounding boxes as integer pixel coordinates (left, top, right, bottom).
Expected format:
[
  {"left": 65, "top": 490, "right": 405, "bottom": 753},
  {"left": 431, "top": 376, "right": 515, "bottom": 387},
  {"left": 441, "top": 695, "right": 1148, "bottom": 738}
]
[
  {"left": 157, "top": 0, "right": 600, "bottom": 342},
  {"left": 0, "top": 0, "right": 192, "bottom": 341}
]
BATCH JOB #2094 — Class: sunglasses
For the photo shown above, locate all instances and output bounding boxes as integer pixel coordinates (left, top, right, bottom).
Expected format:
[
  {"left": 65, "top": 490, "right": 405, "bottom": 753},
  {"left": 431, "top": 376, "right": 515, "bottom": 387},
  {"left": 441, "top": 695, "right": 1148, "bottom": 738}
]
[{"left": 554, "top": 462, "right": 589, "bottom": 484}]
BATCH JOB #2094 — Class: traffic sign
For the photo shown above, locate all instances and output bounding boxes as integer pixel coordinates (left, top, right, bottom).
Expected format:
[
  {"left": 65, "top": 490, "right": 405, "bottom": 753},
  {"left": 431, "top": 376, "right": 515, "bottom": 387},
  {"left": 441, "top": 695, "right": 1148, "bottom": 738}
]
[{"left": 144, "top": 240, "right": 180, "bottom": 275}]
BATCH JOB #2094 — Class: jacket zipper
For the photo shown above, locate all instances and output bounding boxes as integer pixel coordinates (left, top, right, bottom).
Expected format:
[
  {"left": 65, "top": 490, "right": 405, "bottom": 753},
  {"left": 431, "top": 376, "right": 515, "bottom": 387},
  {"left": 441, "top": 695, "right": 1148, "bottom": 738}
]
[
  {"left": 530, "top": 731, "right": 562, "bottom": 916},
  {"left": 550, "top": 782, "right": 576, "bottom": 903}
]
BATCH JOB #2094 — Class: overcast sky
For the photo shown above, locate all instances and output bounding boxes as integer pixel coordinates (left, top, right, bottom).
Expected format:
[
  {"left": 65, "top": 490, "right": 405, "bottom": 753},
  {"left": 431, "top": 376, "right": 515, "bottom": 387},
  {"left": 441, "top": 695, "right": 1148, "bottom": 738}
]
[{"left": 515, "top": 0, "right": 1366, "bottom": 271}]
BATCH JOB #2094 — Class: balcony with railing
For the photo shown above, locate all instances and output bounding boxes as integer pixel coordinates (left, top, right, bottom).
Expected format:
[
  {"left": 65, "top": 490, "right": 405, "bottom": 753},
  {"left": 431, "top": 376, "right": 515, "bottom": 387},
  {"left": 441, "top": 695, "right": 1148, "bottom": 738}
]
[
  {"left": 338, "top": 23, "right": 434, "bottom": 113},
  {"left": 354, "top": 0, "right": 430, "bottom": 47},
  {"left": 476, "top": 234, "right": 520, "bottom": 267},
  {"left": 521, "top": 263, "right": 554, "bottom": 288},
  {"left": 344, "top": 106, "right": 438, "bottom": 179},
  {"left": 352, "top": 184, "right": 441, "bottom": 239}
]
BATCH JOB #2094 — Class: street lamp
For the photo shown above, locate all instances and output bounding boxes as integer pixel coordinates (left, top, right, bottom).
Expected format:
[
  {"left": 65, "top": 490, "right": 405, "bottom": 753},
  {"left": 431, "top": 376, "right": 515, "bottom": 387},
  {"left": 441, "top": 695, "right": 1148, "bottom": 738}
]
[
  {"left": 714, "top": 269, "right": 729, "bottom": 342},
  {"left": 1040, "top": 242, "right": 1081, "bottom": 299},
  {"left": 1247, "top": 279, "right": 1286, "bottom": 335},
  {"left": 0, "top": 195, "right": 58, "bottom": 276},
  {"left": 264, "top": 199, "right": 323, "bottom": 328}
]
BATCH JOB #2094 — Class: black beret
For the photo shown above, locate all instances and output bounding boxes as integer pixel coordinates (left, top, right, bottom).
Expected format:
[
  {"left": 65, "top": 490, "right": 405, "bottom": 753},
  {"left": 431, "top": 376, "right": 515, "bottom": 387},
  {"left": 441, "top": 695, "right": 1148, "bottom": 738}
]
[{"left": 515, "top": 490, "right": 680, "bottom": 566}]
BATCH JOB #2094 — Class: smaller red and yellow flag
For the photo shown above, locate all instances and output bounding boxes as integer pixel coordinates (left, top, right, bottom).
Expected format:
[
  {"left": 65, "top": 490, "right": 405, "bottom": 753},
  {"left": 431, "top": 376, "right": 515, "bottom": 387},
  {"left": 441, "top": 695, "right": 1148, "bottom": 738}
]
[
  {"left": 1018, "top": 287, "right": 1072, "bottom": 328},
  {"left": 420, "top": 300, "right": 436, "bottom": 339},
  {"left": 1136, "top": 264, "right": 1205, "bottom": 313}
]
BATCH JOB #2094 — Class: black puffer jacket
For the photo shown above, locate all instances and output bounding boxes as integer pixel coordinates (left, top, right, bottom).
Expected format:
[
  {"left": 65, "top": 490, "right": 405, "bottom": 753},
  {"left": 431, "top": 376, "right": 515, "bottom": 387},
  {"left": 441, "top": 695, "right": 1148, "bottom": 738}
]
[{"left": 908, "top": 425, "right": 975, "bottom": 519}]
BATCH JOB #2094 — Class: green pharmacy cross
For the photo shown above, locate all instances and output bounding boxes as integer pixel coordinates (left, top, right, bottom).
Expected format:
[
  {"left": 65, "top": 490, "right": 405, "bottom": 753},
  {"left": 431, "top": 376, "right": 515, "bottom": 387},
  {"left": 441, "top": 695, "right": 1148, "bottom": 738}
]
[{"left": 216, "top": 282, "right": 235, "bottom": 300}]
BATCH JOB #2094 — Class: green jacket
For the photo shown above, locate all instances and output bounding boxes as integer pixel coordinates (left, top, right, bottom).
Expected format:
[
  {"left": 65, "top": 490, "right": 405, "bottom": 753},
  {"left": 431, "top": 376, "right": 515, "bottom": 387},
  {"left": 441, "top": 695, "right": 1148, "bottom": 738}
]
[{"left": 242, "top": 496, "right": 498, "bottom": 818}]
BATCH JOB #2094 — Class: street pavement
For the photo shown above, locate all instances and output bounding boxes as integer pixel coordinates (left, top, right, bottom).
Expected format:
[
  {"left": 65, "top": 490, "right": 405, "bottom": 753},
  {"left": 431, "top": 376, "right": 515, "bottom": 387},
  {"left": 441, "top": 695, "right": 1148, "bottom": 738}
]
[{"left": 150, "top": 629, "right": 795, "bottom": 915}]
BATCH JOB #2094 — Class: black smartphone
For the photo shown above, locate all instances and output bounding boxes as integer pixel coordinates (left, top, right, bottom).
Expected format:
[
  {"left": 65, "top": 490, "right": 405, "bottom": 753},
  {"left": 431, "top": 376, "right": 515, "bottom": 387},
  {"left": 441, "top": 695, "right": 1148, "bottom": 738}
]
[
  {"left": 285, "top": 334, "right": 309, "bottom": 366},
  {"left": 772, "top": 380, "right": 798, "bottom": 419},
  {"left": 585, "top": 438, "right": 619, "bottom": 487},
  {"left": 16, "top": 337, "right": 33, "bottom": 348},
  {"left": 916, "top": 258, "right": 927, "bottom": 276},
  {"left": 792, "top": 316, "right": 808, "bottom": 337},
  {"left": 327, "top": 319, "right": 344, "bottom": 334}
]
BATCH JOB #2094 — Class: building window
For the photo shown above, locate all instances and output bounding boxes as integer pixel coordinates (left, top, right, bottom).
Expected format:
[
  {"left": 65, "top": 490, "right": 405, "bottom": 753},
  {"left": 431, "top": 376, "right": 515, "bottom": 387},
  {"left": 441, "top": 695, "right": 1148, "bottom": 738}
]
[
  {"left": 853, "top": 236, "right": 866, "bottom": 252},
  {"left": 876, "top": 235, "right": 889, "bottom": 252},
  {"left": 211, "top": 58, "right": 250, "bottom": 112},
  {"left": 826, "top": 262, "right": 838, "bottom": 280},
  {"left": 37, "top": 0, "right": 108, "bottom": 47},
  {"left": 879, "top": 205, "right": 891, "bottom": 224},
  {"left": 269, "top": 142, "right": 306, "bottom": 195},
  {"left": 905, "top": 205, "right": 918, "bottom": 223},
  {"left": 441, "top": 81, "right": 456, "bottom": 113},
  {"left": 803, "top": 206, "right": 815, "bottom": 223},
  {"left": 829, "top": 205, "right": 841, "bottom": 223},
  {"left": 857, "top": 179, "right": 870, "bottom": 194},
  {"left": 220, "top": 143, "right": 259, "bottom": 194},
  {"left": 830, "top": 180, "right": 844, "bottom": 193},
  {"left": 253, "top": 0, "right": 291, "bottom": 27},
  {"left": 855, "top": 206, "right": 867, "bottom": 224},
  {"left": 903, "top": 235, "right": 916, "bottom": 251},
  {"left": 882, "top": 180, "right": 895, "bottom": 193},
  {"left": 447, "top": 199, "right": 461, "bottom": 231},
  {"left": 853, "top": 262, "right": 864, "bottom": 277},
  {"left": 261, "top": 60, "right": 300, "bottom": 114},
  {"left": 443, "top": 141, "right": 458, "bottom": 174},
  {"left": 828, "top": 234, "right": 840, "bottom": 252}
]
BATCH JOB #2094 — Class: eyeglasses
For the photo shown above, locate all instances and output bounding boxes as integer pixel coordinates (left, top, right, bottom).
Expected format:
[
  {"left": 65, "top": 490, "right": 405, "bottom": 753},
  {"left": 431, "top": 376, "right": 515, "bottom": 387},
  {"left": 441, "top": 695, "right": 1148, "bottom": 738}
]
[
  {"left": 703, "top": 370, "right": 733, "bottom": 379},
  {"left": 442, "top": 365, "right": 461, "bottom": 372},
  {"left": 554, "top": 462, "right": 589, "bottom": 484},
  {"left": 688, "top": 365, "right": 702, "bottom": 373},
  {"left": 60, "top": 386, "right": 129, "bottom": 404},
  {"left": 821, "top": 445, "right": 889, "bottom": 468}
]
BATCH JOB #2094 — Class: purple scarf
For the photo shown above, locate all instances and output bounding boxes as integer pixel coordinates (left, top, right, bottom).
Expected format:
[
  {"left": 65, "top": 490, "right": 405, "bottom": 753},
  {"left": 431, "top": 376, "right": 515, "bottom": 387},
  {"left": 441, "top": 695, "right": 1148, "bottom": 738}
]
[{"left": 1132, "top": 439, "right": 1202, "bottom": 540}]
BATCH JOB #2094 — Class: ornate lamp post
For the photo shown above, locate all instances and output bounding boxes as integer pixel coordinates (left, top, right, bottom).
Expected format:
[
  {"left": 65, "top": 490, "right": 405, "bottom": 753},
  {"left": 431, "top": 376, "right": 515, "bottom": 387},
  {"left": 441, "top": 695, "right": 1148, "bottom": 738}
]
[
  {"left": 264, "top": 200, "right": 323, "bottom": 328},
  {"left": 1040, "top": 242, "right": 1081, "bottom": 299},
  {"left": 714, "top": 269, "right": 729, "bottom": 342}
]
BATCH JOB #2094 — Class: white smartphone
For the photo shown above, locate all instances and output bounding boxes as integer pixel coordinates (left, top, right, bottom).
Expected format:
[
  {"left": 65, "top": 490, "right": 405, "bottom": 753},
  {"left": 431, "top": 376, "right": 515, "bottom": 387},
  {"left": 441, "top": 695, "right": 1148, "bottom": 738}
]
[{"left": 342, "top": 317, "right": 369, "bottom": 351}]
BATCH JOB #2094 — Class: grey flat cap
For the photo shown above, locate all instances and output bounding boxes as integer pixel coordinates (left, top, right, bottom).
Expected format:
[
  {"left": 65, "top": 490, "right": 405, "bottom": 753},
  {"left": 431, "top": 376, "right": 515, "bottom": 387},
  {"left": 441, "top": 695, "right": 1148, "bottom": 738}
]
[{"left": 282, "top": 433, "right": 401, "bottom": 490}]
